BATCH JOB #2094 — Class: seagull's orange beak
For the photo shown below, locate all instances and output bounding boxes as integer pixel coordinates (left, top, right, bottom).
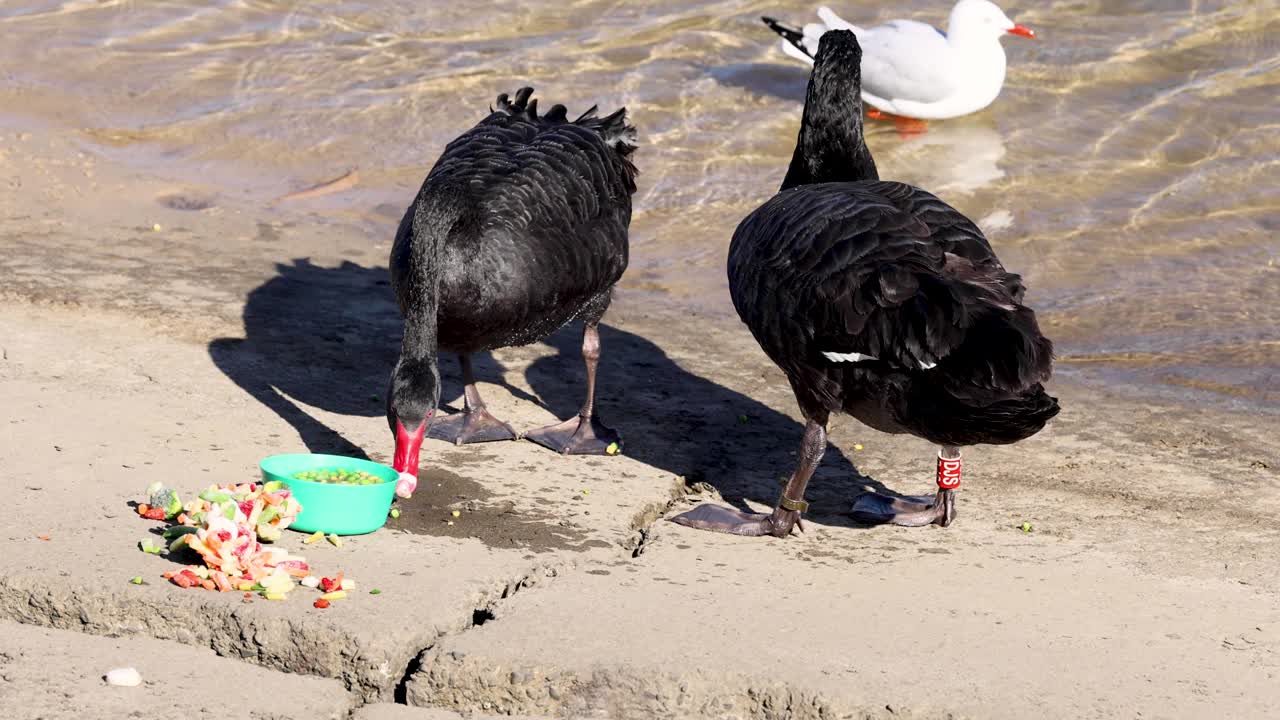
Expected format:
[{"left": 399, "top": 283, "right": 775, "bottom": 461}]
[{"left": 1007, "top": 24, "right": 1036, "bottom": 39}]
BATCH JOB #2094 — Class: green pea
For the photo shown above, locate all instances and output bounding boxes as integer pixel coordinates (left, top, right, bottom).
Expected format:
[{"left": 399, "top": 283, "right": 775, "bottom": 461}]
[{"left": 295, "top": 467, "right": 385, "bottom": 485}]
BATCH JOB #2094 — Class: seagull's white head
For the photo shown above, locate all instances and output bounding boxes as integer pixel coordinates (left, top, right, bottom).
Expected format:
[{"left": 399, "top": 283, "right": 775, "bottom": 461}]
[{"left": 950, "top": 0, "right": 1036, "bottom": 42}]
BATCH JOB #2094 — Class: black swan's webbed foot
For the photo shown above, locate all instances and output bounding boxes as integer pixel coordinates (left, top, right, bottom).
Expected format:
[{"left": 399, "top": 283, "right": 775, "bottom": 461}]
[
  {"left": 850, "top": 488, "right": 956, "bottom": 527},
  {"left": 428, "top": 407, "right": 518, "bottom": 445},
  {"left": 850, "top": 446, "right": 962, "bottom": 527},
  {"left": 668, "top": 504, "right": 803, "bottom": 538},
  {"left": 523, "top": 413, "right": 621, "bottom": 455},
  {"left": 668, "top": 415, "right": 827, "bottom": 540},
  {"left": 427, "top": 354, "right": 518, "bottom": 445},
  {"left": 525, "top": 322, "right": 622, "bottom": 456}
]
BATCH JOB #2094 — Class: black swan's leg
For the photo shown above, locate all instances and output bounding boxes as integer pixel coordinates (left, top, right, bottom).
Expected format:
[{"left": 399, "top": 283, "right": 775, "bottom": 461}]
[
  {"left": 668, "top": 412, "right": 829, "bottom": 537},
  {"left": 850, "top": 445, "right": 960, "bottom": 527},
  {"left": 523, "top": 322, "right": 622, "bottom": 455},
  {"left": 428, "top": 354, "right": 518, "bottom": 445}
]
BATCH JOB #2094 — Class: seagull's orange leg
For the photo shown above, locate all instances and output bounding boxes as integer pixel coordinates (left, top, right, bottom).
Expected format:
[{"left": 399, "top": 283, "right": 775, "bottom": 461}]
[{"left": 866, "top": 108, "right": 929, "bottom": 136}]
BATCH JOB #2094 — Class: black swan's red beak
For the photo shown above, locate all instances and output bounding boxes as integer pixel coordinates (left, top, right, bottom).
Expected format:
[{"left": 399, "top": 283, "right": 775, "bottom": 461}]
[{"left": 393, "top": 417, "right": 428, "bottom": 498}]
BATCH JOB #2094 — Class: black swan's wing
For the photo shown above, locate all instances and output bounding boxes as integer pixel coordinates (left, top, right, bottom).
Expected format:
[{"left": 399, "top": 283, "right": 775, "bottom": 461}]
[
  {"left": 393, "top": 88, "right": 637, "bottom": 328},
  {"left": 431, "top": 86, "right": 637, "bottom": 253},
  {"left": 728, "top": 181, "right": 1052, "bottom": 412}
]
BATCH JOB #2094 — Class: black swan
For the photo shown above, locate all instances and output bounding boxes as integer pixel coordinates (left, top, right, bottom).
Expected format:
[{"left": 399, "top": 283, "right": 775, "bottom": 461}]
[
  {"left": 671, "top": 30, "right": 1058, "bottom": 536},
  {"left": 387, "top": 88, "right": 638, "bottom": 498}
]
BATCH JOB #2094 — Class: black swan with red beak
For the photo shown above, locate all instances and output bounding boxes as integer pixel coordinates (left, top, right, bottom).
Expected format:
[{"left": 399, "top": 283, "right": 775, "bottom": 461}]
[
  {"left": 671, "top": 30, "right": 1058, "bottom": 536},
  {"left": 387, "top": 88, "right": 637, "bottom": 497}
]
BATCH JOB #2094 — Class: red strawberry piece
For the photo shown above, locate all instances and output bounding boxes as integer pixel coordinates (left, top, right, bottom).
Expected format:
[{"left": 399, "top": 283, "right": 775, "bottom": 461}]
[
  {"left": 143, "top": 508, "right": 167, "bottom": 521},
  {"left": 313, "top": 599, "right": 330, "bottom": 609},
  {"left": 171, "top": 570, "right": 200, "bottom": 588}
]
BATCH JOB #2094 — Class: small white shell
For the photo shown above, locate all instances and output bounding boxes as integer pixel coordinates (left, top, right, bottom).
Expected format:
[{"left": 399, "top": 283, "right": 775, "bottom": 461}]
[{"left": 104, "top": 667, "right": 142, "bottom": 687}]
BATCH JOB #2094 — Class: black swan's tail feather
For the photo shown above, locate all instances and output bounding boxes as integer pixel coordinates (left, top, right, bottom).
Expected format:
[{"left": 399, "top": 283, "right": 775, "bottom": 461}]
[
  {"left": 932, "top": 304, "right": 1054, "bottom": 404},
  {"left": 493, "top": 87, "right": 637, "bottom": 158},
  {"left": 813, "top": 251, "right": 1053, "bottom": 402},
  {"left": 762, "top": 16, "right": 812, "bottom": 58},
  {"left": 584, "top": 107, "right": 639, "bottom": 157},
  {"left": 904, "top": 382, "right": 1060, "bottom": 446},
  {"left": 894, "top": 270, "right": 1058, "bottom": 445}
]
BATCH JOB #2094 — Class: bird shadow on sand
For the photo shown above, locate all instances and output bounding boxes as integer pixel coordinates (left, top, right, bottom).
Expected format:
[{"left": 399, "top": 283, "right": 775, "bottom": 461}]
[
  {"left": 209, "top": 259, "right": 900, "bottom": 529},
  {"left": 207, "top": 258, "right": 528, "bottom": 459},
  {"left": 525, "top": 322, "right": 901, "bottom": 528}
]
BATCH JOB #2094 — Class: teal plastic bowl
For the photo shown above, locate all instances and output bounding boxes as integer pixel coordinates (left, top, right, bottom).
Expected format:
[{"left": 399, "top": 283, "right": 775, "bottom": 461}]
[{"left": 259, "top": 453, "right": 397, "bottom": 535}]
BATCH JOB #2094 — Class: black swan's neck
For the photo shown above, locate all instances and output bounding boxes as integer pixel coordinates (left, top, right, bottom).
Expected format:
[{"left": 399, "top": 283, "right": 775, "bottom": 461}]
[
  {"left": 401, "top": 183, "right": 470, "bottom": 357},
  {"left": 780, "top": 30, "right": 879, "bottom": 192},
  {"left": 390, "top": 184, "right": 464, "bottom": 434}
]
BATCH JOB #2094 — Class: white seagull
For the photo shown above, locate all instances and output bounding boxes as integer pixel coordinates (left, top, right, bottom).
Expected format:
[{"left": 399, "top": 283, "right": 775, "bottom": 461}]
[{"left": 763, "top": 1, "right": 1035, "bottom": 123}]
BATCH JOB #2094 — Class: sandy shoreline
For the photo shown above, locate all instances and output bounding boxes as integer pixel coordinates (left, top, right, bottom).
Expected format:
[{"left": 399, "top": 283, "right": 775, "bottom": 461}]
[{"left": 2, "top": 124, "right": 1279, "bottom": 718}]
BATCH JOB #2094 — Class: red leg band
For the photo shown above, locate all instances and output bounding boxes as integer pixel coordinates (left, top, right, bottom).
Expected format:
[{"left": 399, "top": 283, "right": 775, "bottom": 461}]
[{"left": 937, "top": 452, "right": 962, "bottom": 490}]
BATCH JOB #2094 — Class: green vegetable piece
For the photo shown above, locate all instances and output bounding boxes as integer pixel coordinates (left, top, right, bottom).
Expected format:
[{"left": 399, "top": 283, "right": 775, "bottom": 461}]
[
  {"left": 148, "top": 484, "right": 183, "bottom": 519},
  {"left": 256, "top": 522, "right": 283, "bottom": 543},
  {"left": 162, "top": 524, "right": 198, "bottom": 540},
  {"left": 199, "top": 488, "right": 232, "bottom": 504},
  {"left": 389, "top": 508, "right": 400, "bottom": 519},
  {"left": 129, "top": 576, "right": 145, "bottom": 585},
  {"left": 138, "top": 539, "right": 163, "bottom": 555},
  {"left": 259, "top": 505, "right": 280, "bottom": 525},
  {"left": 1020, "top": 522, "right": 1033, "bottom": 533},
  {"left": 369, "top": 589, "right": 381, "bottom": 595}
]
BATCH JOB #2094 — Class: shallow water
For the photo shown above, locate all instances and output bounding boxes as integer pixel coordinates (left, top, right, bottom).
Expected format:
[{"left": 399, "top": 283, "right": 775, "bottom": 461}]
[{"left": 2, "top": 0, "right": 1277, "bottom": 411}]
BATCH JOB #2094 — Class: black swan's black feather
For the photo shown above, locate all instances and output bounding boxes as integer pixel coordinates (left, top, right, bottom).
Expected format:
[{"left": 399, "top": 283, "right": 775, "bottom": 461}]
[
  {"left": 388, "top": 87, "right": 637, "bottom": 429},
  {"left": 729, "top": 31, "right": 1057, "bottom": 448}
]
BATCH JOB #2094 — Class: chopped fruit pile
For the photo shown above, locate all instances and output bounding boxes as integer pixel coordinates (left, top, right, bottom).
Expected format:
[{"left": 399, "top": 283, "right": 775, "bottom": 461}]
[
  {"left": 137, "top": 480, "right": 302, "bottom": 542},
  {"left": 134, "top": 481, "right": 364, "bottom": 607},
  {"left": 176, "top": 515, "right": 311, "bottom": 586}
]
